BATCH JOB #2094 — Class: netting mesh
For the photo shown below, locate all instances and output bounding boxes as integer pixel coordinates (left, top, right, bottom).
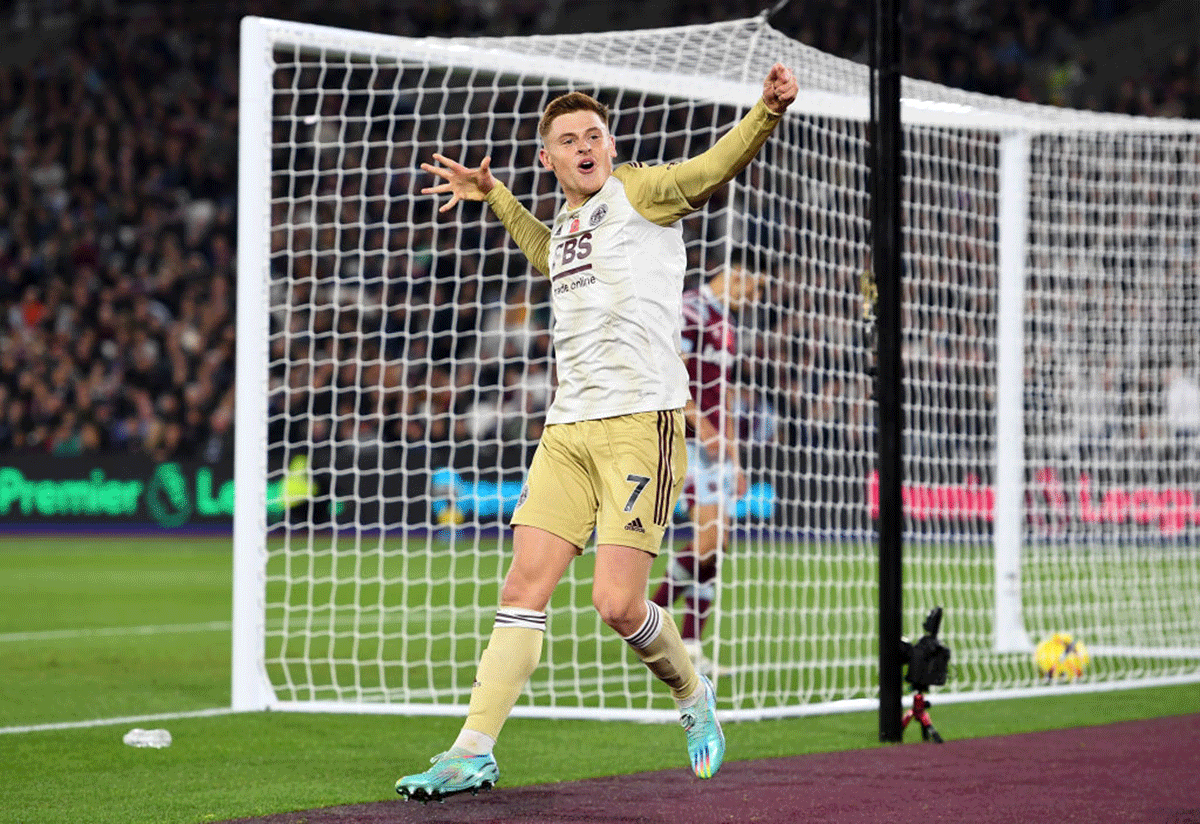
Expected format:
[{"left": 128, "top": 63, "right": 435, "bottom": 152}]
[
  {"left": 1022, "top": 131, "right": 1200, "bottom": 664},
  {"left": 236, "top": 15, "right": 1200, "bottom": 718}
]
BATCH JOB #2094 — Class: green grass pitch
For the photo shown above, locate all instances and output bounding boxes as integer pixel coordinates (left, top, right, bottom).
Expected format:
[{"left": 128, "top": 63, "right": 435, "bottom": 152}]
[{"left": 1, "top": 534, "right": 1197, "bottom": 824}]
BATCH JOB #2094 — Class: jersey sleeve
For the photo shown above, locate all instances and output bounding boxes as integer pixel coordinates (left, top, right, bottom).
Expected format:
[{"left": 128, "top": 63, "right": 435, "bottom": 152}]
[
  {"left": 484, "top": 181, "right": 552, "bottom": 277},
  {"left": 613, "top": 98, "right": 783, "bottom": 226}
]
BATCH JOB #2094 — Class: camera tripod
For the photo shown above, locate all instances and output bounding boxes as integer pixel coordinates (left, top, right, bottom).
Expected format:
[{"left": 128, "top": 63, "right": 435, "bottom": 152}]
[
  {"left": 898, "top": 607, "right": 950, "bottom": 744},
  {"left": 900, "top": 689, "right": 943, "bottom": 743}
]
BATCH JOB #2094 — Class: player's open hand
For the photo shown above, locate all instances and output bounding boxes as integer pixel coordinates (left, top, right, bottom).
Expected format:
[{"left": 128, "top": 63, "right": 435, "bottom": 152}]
[
  {"left": 420, "top": 153, "right": 496, "bottom": 212},
  {"left": 762, "top": 63, "right": 797, "bottom": 115}
]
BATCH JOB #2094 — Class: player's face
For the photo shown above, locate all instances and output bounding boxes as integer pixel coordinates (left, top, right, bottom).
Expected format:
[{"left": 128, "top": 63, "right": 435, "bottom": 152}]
[
  {"left": 726, "top": 267, "right": 765, "bottom": 311},
  {"left": 538, "top": 110, "right": 617, "bottom": 208}
]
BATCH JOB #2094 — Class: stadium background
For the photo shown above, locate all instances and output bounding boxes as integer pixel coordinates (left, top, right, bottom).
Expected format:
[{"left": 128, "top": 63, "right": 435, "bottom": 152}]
[
  {"left": 2, "top": 4, "right": 1198, "bottom": 824},
  {"left": 1, "top": 1, "right": 1197, "bottom": 529}
]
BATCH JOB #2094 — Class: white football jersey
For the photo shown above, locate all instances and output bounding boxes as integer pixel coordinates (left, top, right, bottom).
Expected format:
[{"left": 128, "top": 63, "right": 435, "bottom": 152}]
[{"left": 542, "top": 170, "right": 690, "bottom": 424}]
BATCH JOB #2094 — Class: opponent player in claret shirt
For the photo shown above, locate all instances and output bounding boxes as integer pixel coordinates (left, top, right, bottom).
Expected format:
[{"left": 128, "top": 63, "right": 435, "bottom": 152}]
[
  {"left": 651, "top": 251, "right": 765, "bottom": 673},
  {"left": 397, "top": 63, "right": 797, "bottom": 802}
]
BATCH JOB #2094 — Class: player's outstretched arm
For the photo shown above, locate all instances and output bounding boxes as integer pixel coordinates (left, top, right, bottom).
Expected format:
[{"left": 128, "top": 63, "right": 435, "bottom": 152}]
[
  {"left": 422, "top": 152, "right": 553, "bottom": 275},
  {"left": 420, "top": 153, "right": 496, "bottom": 213}
]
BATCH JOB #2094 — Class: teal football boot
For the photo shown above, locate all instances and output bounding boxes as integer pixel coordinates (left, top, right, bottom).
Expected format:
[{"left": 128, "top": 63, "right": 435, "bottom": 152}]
[
  {"left": 680, "top": 675, "right": 725, "bottom": 778},
  {"left": 396, "top": 749, "right": 499, "bottom": 803}
]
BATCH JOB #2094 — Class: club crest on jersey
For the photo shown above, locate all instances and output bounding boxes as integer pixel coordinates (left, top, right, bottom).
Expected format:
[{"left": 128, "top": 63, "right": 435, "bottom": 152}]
[{"left": 589, "top": 204, "right": 607, "bottom": 226}]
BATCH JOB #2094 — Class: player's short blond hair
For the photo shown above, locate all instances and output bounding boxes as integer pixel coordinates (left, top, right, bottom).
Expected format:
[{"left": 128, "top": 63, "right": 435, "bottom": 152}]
[{"left": 538, "top": 91, "right": 610, "bottom": 140}]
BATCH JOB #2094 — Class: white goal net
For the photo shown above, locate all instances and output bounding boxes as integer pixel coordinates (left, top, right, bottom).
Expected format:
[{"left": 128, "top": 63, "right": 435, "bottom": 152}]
[{"left": 234, "top": 14, "right": 1200, "bottom": 718}]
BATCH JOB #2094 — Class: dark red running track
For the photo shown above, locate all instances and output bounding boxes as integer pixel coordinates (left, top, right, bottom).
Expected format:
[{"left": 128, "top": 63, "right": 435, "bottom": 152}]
[{"left": 220, "top": 713, "right": 1200, "bottom": 823}]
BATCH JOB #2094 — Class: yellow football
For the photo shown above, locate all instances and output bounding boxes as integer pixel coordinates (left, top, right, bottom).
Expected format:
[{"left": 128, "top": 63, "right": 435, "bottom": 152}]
[{"left": 1035, "top": 632, "right": 1089, "bottom": 680}]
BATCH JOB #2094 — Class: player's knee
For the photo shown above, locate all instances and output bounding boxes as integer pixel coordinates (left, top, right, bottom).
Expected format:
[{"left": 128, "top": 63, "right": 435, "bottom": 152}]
[
  {"left": 499, "top": 577, "right": 526, "bottom": 607},
  {"left": 591, "top": 590, "right": 641, "bottom": 635}
]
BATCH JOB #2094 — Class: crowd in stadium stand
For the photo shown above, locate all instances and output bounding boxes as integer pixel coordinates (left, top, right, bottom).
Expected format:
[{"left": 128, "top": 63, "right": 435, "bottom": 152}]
[
  {"left": 674, "top": 0, "right": 1199, "bottom": 116},
  {"left": 0, "top": 5, "right": 241, "bottom": 459},
  {"left": 0, "top": 0, "right": 1196, "bottom": 462}
]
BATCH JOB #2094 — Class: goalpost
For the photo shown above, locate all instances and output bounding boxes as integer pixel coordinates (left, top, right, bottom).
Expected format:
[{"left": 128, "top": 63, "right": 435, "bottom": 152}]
[{"left": 234, "top": 13, "right": 1200, "bottom": 719}]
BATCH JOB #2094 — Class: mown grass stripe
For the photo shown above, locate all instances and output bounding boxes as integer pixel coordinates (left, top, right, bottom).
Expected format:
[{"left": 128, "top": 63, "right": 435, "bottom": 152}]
[{"left": 0, "top": 706, "right": 239, "bottom": 735}]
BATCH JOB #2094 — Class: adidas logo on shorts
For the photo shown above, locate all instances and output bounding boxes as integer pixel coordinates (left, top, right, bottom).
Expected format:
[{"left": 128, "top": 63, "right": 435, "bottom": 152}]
[{"left": 624, "top": 518, "right": 646, "bottom": 533}]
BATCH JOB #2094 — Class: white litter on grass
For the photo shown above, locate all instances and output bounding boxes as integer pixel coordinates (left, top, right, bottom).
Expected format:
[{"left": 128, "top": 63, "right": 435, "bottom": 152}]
[{"left": 123, "top": 728, "right": 172, "bottom": 748}]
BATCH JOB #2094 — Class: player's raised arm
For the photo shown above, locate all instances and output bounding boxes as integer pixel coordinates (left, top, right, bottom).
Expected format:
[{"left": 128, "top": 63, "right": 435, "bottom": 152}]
[
  {"left": 420, "top": 153, "right": 496, "bottom": 212},
  {"left": 623, "top": 62, "right": 799, "bottom": 221}
]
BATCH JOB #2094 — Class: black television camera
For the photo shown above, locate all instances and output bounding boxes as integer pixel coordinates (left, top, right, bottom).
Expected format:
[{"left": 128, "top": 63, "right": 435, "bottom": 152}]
[
  {"left": 900, "top": 606, "right": 950, "bottom": 690},
  {"left": 898, "top": 606, "right": 951, "bottom": 742}
]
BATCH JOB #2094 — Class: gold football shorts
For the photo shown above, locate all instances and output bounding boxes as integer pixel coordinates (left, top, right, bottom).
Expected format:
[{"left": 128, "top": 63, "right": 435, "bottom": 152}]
[{"left": 511, "top": 409, "right": 686, "bottom": 555}]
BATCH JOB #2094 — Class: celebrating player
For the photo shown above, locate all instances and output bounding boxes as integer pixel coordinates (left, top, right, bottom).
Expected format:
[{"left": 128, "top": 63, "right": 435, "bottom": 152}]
[
  {"left": 397, "top": 63, "right": 797, "bottom": 802},
  {"left": 651, "top": 250, "right": 765, "bottom": 672}
]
